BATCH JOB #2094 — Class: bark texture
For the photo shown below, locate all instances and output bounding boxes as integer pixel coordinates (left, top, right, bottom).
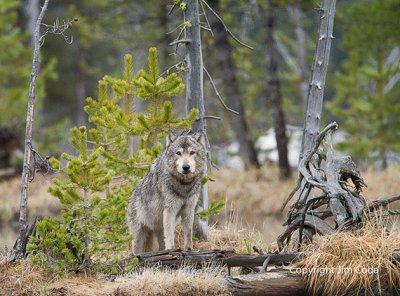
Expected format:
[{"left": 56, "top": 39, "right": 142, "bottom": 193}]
[
  {"left": 208, "top": 0, "right": 260, "bottom": 169},
  {"left": 223, "top": 272, "right": 307, "bottom": 296},
  {"left": 263, "top": 1, "right": 291, "bottom": 179},
  {"left": 184, "top": 0, "right": 208, "bottom": 240},
  {"left": 299, "top": 0, "right": 336, "bottom": 162}
]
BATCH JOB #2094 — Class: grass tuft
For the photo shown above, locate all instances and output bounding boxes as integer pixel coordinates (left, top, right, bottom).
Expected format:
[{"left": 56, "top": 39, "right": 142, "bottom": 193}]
[{"left": 298, "top": 214, "right": 400, "bottom": 296}]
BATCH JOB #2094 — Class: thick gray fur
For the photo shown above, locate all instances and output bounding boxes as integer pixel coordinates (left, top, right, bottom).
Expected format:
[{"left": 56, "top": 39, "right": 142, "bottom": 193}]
[{"left": 127, "top": 131, "right": 207, "bottom": 254}]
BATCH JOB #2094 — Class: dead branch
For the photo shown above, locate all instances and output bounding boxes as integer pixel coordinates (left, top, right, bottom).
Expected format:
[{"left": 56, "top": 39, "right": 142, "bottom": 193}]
[
  {"left": 203, "top": 115, "right": 222, "bottom": 120},
  {"left": 203, "top": 66, "right": 239, "bottom": 115},
  {"left": 169, "top": 39, "right": 191, "bottom": 46},
  {"left": 199, "top": 0, "right": 213, "bottom": 36},
  {"left": 200, "top": 0, "right": 253, "bottom": 50},
  {"left": 168, "top": 3, "right": 176, "bottom": 15},
  {"left": 367, "top": 195, "right": 400, "bottom": 211}
]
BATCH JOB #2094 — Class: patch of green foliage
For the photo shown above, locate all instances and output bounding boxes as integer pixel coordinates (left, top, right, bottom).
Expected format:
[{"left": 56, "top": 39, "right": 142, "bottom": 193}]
[
  {"left": 28, "top": 48, "right": 198, "bottom": 274},
  {"left": 197, "top": 200, "right": 225, "bottom": 222},
  {"left": 0, "top": 0, "right": 56, "bottom": 134}
]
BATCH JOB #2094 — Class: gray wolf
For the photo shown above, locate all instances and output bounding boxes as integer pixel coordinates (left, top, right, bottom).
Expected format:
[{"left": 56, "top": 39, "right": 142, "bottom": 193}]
[{"left": 127, "top": 131, "right": 207, "bottom": 254}]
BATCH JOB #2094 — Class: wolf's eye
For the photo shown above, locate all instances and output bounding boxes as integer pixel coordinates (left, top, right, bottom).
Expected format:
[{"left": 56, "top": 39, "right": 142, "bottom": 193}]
[
  {"left": 190, "top": 151, "right": 196, "bottom": 155},
  {"left": 176, "top": 151, "right": 182, "bottom": 156}
]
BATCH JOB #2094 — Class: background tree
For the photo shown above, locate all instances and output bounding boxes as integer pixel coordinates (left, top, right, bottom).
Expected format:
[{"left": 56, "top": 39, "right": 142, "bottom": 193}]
[
  {"left": 261, "top": 0, "right": 291, "bottom": 179},
  {"left": 0, "top": 0, "right": 54, "bottom": 134},
  {"left": 207, "top": 0, "right": 261, "bottom": 169},
  {"left": 327, "top": 0, "right": 400, "bottom": 168}
]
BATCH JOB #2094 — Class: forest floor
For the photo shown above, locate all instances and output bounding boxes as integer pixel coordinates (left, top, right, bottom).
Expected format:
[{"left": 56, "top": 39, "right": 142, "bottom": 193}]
[{"left": 0, "top": 164, "right": 399, "bottom": 295}]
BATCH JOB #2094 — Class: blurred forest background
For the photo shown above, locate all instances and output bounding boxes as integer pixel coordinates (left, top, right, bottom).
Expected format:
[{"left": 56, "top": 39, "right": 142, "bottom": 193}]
[
  {"left": 1, "top": 0, "right": 400, "bottom": 247},
  {"left": 1, "top": 0, "right": 400, "bottom": 171}
]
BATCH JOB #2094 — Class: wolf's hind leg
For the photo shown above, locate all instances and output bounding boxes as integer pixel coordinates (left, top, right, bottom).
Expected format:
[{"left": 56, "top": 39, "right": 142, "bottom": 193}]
[
  {"left": 133, "top": 225, "right": 150, "bottom": 254},
  {"left": 155, "top": 230, "right": 165, "bottom": 251},
  {"left": 143, "top": 231, "right": 157, "bottom": 252}
]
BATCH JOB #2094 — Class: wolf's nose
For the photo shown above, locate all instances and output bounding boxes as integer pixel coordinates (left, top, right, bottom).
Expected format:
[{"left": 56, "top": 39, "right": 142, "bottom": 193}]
[{"left": 182, "top": 164, "right": 190, "bottom": 172}]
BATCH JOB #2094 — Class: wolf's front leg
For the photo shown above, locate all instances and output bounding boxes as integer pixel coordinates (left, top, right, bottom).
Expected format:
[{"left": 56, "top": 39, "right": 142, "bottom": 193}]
[
  {"left": 181, "top": 204, "right": 196, "bottom": 250},
  {"left": 163, "top": 208, "right": 176, "bottom": 249}
]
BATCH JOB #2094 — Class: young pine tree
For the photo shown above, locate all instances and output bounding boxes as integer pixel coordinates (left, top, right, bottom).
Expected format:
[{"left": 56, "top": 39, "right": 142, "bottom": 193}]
[{"left": 28, "top": 48, "right": 198, "bottom": 274}]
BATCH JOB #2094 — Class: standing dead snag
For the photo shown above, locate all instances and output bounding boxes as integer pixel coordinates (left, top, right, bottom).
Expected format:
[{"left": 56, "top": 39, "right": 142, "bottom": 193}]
[
  {"left": 276, "top": 0, "right": 337, "bottom": 250},
  {"left": 184, "top": 0, "right": 208, "bottom": 241},
  {"left": 299, "top": 0, "right": 337, "bottom": 163},
  {"left": 12, "top": 0, "right": 51, "bottom": 262},
  {"left": 12, "top": 0, "right": 75, "bottom": 261}
]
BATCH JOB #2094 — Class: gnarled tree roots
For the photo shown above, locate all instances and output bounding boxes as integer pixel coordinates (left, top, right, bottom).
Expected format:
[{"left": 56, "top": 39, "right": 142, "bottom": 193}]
[{"left": 279, "top": 122, "right": 400, "bottom": 250}]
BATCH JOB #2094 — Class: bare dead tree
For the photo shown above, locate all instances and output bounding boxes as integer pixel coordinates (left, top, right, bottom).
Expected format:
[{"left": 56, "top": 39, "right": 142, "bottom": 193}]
[
  {"left": 183, "top": 0, "right": 209, "bottom": 240},
  {"left": 299, "top": 0, "right": 336, "bottom": 168},
  {"left": 277, "top": 0, "right": 337, "bottom": 250},
  {"left": 11, "top": 0, "right": 74, "bottom": 261},
  {"left": 12, "top": 0, "right": 51, "bottom": 262}
]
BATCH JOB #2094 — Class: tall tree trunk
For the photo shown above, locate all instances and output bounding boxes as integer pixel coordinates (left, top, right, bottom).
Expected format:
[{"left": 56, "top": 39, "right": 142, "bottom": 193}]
[
  {"left": 184, "top": 0, "right": 208, "bottom": 240},
  {"left": 288, "top": 5, "right": 309, "bottom": 110},
  {"left": 298, "top": 0, "right": 336, "bottom": 204},
  {"left": 263, "top": 1, "right": 291, "bottom": 179},
  {"left": 299, "top": 0, "right": 336, "bottom": 163},
  {"left": 208, "top": 0, "right": 260, "bottom": 170}
]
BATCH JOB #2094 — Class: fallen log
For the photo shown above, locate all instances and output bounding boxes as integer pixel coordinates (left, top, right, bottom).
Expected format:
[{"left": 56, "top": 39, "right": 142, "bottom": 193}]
[
  {"left": 224, "top": 253, "right": 299, "bottom": 269},
  {"left": 119, "top": 249, "right": 299, "bottom": 270},
  {"left": 222, "top": 270, "right": 307, "bottom": 296}
]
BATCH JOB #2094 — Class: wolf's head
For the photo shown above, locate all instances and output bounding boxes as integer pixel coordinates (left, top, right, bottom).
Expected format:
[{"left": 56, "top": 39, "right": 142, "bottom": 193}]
[{"left": 165, "top": 131, "right": 207, "bottom": 182}]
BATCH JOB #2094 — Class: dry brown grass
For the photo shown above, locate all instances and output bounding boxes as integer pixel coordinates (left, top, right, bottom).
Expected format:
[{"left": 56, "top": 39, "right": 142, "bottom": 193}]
[
  {"left": 208, "top": 165, "right": 400, "bottom": 246},
  {"left": 1, "top": 164, "right": 399, "bottom": 249},
  {"left": 0, "top": 249, "right": 58, "bottom": 296},
  {"left": 298, "top": 215, "right": 400, "bottom": 296},
  {"left": 0, "top": 250, "right": 230, "bottom": 296},
  {"left": 208, "top": 165, "right": 295, "bottom": 245}
]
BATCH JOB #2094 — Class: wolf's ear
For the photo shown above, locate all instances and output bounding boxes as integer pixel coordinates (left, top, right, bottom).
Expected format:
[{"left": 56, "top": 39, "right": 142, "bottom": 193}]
[
  {"left": 166, "top": 130, "right": 178, "bottom": 147},
  {"left": 193, "top": 131, "right": 205, "bottom": 147}
]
